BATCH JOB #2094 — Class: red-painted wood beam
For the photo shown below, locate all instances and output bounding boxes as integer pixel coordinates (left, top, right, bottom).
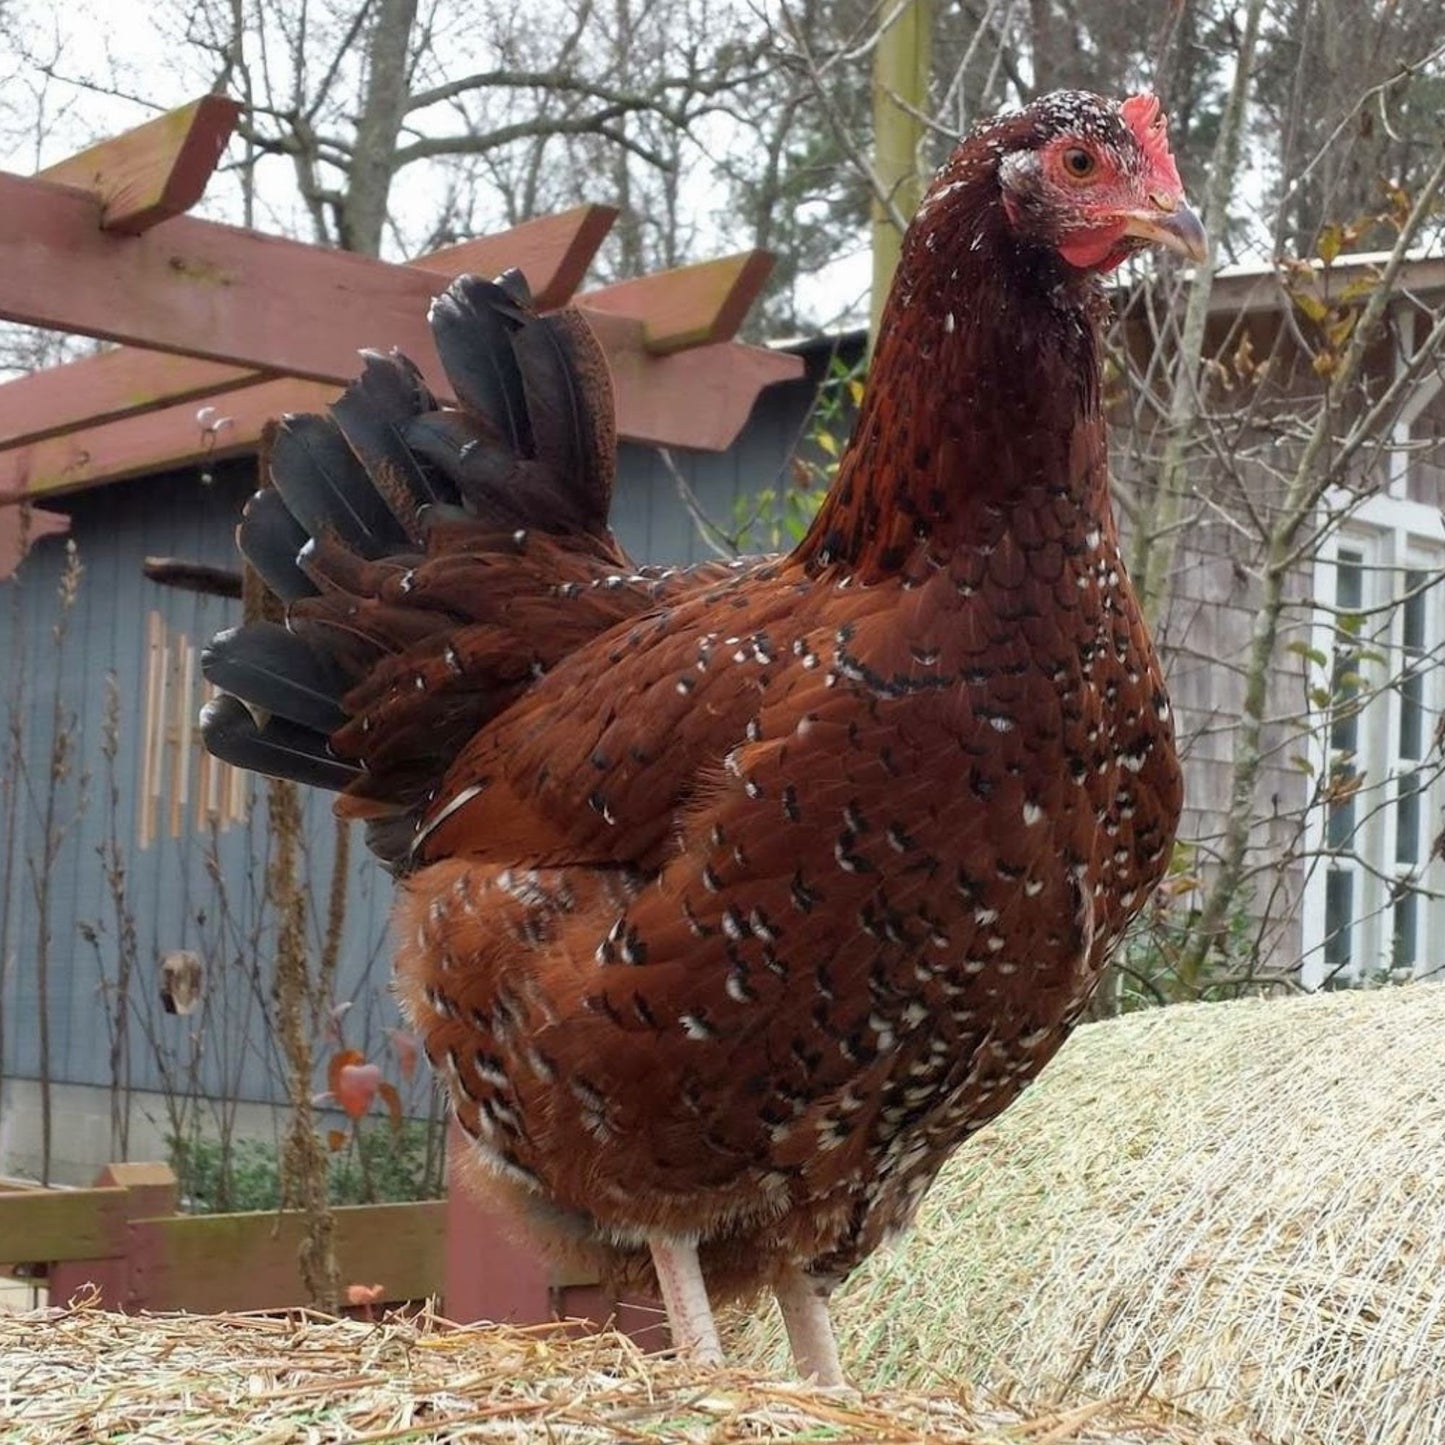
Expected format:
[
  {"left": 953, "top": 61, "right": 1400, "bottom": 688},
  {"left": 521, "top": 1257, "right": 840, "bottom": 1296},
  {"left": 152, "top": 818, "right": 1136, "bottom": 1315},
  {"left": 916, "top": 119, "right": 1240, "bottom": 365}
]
[
  {"left": 0, "top": 173, "right": 566, "bottom": 387},
  {"left": 583, "top": 251, "right": 776, "bottom": 354},
  {"left": 37, "top": 95, "right": 240, "bottom": 235},
  {"left": 0, "top": 351, "right": 263, "bottom": 453},
  {"left": 406, "top": 205, "right": 619, "bottom": 310},
  {"left": 0, "top": 207, "right": 618, "bottom": 451},
  {"left": 0, "top": 173, "right": 798, "bottom": 471},
  {"left": 0, "top": 321, "right": 803, "bottom": 500},
  {"left": 0, "top": 378, "right": 336, "bottom": 500}
]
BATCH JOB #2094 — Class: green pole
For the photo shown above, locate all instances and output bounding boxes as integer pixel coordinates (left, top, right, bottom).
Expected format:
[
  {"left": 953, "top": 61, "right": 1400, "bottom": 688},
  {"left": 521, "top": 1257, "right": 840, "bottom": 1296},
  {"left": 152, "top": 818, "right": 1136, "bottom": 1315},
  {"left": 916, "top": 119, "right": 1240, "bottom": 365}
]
[{"left": 870, "top": 0, "right": 932, "bottom": 351}]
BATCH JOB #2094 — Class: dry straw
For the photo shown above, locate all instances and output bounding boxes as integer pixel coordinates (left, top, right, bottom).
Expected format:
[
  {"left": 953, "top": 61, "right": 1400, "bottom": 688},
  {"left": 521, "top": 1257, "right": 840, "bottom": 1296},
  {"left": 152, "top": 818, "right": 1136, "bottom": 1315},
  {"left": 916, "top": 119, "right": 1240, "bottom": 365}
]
[
  {"left": 0, "top": 1295, "right": 1256, "bottom": 1444},
  {"left": 734, "top": 985, "right": 1445, "bottom": 1445}
]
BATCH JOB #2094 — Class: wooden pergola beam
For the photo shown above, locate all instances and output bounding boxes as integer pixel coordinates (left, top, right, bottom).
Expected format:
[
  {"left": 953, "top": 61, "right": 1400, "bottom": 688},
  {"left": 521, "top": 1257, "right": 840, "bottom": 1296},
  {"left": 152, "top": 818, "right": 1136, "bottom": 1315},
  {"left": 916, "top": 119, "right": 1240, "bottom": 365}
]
[
  {"left": 0, "top": 378, "right": 338, "bottom": 500},
  {"left": 583, "top": 251, "right": 776, "bottom": 354},
  {"left": 0, "top": 245, "right": 778, "bottom": 454},
  {"left": 0, "top": 173, "right": 797, "bottom": 461},
  {"left": 0, "top": 351, "right": 261, "bottom": 452},
  {"left": 584, "top": 310, "right": 803, "bottom": 454},
  {"left": 405, "top": 204, "right": 618, "bottom": 310},
  {"left": 0, "top": 172, "right": 507, "bottom": 387},
  {"left": 0, "top": 330, "right": 801, "bottom": 501},
  {"left": 38, "top": 95, "right": 240, "bottom": 235},
  {"left": 0, "top": 207, "right": 619, "bottom": 451}
]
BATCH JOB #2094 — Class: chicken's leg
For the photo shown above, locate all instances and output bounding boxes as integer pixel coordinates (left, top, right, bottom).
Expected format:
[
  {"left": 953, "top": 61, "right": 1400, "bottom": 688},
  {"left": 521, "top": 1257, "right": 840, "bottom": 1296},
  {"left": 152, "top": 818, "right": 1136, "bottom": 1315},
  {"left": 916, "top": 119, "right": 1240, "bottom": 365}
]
[
  {"left": 774, "top": 1266, "right": 845, "bottom": 1387},
  {"left": 649, "top": 1234, "right": 723, "bottom": 1366}
]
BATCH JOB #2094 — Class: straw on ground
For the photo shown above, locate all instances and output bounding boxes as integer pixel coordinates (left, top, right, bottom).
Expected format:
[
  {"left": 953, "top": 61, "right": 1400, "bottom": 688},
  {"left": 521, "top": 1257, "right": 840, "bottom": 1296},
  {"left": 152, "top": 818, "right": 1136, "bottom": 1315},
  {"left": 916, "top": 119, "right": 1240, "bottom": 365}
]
[{"left": 0, "top": 1294, "right": 1260, "bottom": 1444}]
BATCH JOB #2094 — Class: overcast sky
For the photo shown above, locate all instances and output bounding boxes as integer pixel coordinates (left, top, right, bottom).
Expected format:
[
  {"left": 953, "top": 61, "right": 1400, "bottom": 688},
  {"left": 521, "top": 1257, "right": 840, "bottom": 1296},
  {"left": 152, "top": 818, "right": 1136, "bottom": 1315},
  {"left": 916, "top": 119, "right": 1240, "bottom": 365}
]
[{"left": 0, "top": 0, "right": 873, "bottom": 332}]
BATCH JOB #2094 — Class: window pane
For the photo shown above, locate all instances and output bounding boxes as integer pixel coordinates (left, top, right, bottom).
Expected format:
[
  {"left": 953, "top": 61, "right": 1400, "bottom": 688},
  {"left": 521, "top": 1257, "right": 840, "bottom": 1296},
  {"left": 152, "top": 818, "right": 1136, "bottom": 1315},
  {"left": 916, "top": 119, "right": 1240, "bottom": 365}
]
[
  {"left": 1324, "top": 868, "right": 1354, "bottom": 976},
  {"left": 1337, "top": 551, "right": 1364, "bottom": 610},
  {"left": 1330, "top": 662, "right": 1360, "bottom": 754},
  {"left": 1400, "top": 668, "right": 1424, "bottom": 760},
  {"left": 1327, "top": 766, "right": 1356, "bottom": 850},
  {"left": 1403, "top": 570, "right": 1427, "bottom": 652},
  {"left": 1396, "top": 771, "right": 1421, "bottom": 866},
  {"left": 1393, "top": 890, "right": 1419, "bottom": 974},
  {"left": 1399, "top": 570, "right": 1427, "bottom": 760},
  {"left": 1331, "top": 552, "right": 1364, "bottom": 755}
]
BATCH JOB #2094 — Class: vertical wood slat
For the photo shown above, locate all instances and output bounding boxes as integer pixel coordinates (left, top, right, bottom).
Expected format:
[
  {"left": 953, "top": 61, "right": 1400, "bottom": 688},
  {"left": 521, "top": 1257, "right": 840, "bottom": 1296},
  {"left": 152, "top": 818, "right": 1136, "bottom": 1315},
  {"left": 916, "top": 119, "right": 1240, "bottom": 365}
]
[
  {"left": 227, "top": 765, "right": 242, "bottom": 829},
  {"left": 137, "top": 612, "right": 152, "bottom": 850},
  {"left": 195, "top": 680, "right": 249, "bottom": 836},
  {"left": 140, "top": 622, "right": 257, "bottom": 846},
  {"left": 197, "top": 680, "right": 219, "bottom": 832},
  {"left": 152, "top": 622, "right": 169, "bottom": 848},
  {"left": 139, "top": 611, "right": 162, "bottom": 850},
  {"left": 194, "top": 726, "right": 210, "bottom": 834},
  {"left": 169, "top": 633, "right": 193, "bottom": 839}
]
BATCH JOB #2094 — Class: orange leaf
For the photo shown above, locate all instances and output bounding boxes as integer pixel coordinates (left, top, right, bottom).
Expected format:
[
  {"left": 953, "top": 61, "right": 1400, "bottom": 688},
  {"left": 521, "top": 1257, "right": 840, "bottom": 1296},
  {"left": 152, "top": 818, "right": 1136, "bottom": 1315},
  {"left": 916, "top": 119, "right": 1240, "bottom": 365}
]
[
  {"left": 377, "top": 1081, "right": 404, "bottom": 1133},
  {"left": 327, "top": 1047, "right": 366, "bottom": 1098},
  {"left": 345, "top": 1283, "right": 385, "bottom": 1306},
  {"left": 335, "top": 1061, "right": 383, "bottom": 1121},
  {"left": 388, "top": 1028, "right": 419, "bottom": 1082},
  {"left": 326, "top": 1129, "right": 348, "bottom": 1153}
]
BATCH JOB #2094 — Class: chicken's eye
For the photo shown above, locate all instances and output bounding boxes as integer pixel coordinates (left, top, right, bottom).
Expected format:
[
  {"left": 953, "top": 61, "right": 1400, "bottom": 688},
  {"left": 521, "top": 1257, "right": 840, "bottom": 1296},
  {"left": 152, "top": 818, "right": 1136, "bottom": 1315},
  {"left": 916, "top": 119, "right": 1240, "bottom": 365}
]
[{"left": 1061, "top": 147, "right": 1096, "bottom": 179}]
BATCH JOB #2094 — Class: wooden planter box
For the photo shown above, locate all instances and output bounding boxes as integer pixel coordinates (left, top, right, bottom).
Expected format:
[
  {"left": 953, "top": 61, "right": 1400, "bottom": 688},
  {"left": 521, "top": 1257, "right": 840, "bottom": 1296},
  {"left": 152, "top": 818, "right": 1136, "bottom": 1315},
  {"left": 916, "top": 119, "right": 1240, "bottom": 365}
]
[{"left": 0, "top": 1148, "right": 665, "bottom": 1349}]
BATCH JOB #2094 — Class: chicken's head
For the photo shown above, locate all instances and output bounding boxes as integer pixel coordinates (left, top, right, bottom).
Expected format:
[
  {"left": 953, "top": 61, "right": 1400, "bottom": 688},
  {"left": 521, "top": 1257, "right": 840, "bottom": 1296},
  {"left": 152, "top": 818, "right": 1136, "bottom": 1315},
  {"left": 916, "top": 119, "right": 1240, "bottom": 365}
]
[{"left": 995, "top": 91, "right": 1206, "bottom": 272}]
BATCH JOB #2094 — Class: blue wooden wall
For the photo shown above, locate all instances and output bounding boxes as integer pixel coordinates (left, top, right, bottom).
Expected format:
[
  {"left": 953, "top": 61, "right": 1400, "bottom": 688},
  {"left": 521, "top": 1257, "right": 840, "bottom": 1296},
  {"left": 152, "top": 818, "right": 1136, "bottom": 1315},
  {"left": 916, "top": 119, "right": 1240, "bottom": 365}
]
[{"left": 0, "top": 360, "right": 832, "bottom": 1109}]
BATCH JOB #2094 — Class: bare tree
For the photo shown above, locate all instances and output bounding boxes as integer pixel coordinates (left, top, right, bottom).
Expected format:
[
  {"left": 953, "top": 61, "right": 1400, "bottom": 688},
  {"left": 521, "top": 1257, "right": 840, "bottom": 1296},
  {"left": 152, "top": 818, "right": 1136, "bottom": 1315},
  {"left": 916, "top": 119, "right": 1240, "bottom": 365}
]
[
  {"left": 766, "top": 0, "right": 1445, "bottom": 998},
  {"left": 158, "top": 0, "right": 768, "bottom": 262},
  {"left": 1106, "top": 17, "right": 1445, "bottom": 999}
]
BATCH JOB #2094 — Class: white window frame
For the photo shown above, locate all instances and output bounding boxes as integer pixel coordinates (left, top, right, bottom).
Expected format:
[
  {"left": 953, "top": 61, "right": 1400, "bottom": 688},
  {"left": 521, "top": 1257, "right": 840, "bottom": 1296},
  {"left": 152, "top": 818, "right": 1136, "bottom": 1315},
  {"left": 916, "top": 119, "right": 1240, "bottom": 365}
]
[{"left": 1301, "top": 491, "right": 1445, "bottom": 988}]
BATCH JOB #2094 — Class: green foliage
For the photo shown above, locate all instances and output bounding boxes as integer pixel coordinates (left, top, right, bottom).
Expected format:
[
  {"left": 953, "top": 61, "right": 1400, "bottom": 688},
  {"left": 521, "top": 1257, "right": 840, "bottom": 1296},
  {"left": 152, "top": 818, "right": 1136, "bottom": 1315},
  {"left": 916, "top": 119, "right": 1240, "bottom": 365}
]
[
  {"left": 1091, "top": 845, "right": 1274, "bottom": 1016},
  {"left": 731, "top": 475, "right": 825, "bottom": 554},
  {"left": 170, "top": 1120, "right": 443, "bottom": 1214},
  {"left": 731, "top": 353, "right": 862, "bottom": 553}
]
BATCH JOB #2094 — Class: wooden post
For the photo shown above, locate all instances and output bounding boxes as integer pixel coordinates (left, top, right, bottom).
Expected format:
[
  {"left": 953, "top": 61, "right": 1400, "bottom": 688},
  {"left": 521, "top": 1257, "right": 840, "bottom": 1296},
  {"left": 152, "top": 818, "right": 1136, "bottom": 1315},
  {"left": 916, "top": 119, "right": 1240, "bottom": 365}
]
[
  {"left": 47, "top": 1162, "right": 177, "bottom": 1309},
  {"left": 870, "top": 0, "right": 933, "bottom": 351},
  {"left": 442, "top": 1122, "right": 665, "bottom": 1349},
  {"left": 39, "top": 95, "right": 240, "bottom": 236}
]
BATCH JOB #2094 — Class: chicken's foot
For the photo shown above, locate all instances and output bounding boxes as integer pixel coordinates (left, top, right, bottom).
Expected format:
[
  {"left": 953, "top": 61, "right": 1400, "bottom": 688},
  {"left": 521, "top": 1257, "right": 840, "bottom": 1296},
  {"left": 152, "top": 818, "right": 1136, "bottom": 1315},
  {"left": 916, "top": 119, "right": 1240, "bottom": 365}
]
[
  {"left": 649, "top": 1234, "right": 723, "bottom": 1367},
  {"left": 774, "top": 1266, "right": 845, "bottom": 1387}
]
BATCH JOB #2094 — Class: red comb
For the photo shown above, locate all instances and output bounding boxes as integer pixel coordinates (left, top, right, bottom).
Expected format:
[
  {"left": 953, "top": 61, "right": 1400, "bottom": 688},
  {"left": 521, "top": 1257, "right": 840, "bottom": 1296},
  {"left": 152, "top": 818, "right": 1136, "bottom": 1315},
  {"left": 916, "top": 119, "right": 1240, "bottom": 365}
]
[{"left": 1121, "top": 93, "right": 1182, "bottom": 191}]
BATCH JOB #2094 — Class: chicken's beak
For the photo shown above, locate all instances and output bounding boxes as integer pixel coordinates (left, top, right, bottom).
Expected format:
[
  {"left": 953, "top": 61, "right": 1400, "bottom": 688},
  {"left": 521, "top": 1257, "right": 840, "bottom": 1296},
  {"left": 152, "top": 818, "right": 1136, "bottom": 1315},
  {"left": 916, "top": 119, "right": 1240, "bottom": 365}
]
[{"left": 1119, "top": 197, "right": 1208, "bottom": 264}]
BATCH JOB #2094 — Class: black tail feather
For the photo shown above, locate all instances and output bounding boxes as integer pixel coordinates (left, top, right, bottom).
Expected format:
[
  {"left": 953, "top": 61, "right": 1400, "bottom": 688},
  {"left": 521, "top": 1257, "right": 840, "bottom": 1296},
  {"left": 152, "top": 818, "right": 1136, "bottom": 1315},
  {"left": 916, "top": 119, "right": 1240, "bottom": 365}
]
[
  {"left": 200, "top": 694, "right": 362, "bottom": 791},
  {"left": 270, "top": 413, "right": 410, "bottom": 557},
  {"left": 202, "top": 621, "right": 351, "bottom": 734},
  {"left": 428, "top": 276, "right": 534, "bottom": 456},
  {"left": 204, "top": 268, "right": 622, "bottom": 848},
  {"left": 400, "top": 411, "right": 539, "bottom": 527},
  {"left": 512, "top": 316, "right": 594, "bottom": 511},
  {"left": 294, "top": 533, "right": 420, "bottom": 601},
  {"left": 237, "top": 487, "right": 317, "bottom": 603},
  {"left": 493, "top": 266, "right": 534, "bottom": 310},
  {"left": 329, "top": 351, "right": 453, "bottom": 527}
]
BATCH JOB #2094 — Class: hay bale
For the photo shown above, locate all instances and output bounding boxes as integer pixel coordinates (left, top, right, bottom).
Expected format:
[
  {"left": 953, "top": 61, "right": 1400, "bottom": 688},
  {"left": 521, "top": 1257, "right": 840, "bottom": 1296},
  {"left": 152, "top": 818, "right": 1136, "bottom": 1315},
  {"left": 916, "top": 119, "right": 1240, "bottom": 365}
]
[
  {"left": 734, "top": 986, "right": 1445, "bottom": 1445},
  {"left": 1, "top": 1296, "right": 1257, "bottom": 1443}
]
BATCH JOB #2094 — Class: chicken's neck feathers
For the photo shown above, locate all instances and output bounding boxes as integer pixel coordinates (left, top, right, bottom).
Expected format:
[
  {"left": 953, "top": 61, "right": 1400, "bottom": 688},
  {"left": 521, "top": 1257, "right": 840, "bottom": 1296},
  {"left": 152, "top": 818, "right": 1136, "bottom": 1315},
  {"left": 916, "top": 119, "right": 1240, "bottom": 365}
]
[{"left": 799, "top": 156, "right": 1111, "bottom": 582}]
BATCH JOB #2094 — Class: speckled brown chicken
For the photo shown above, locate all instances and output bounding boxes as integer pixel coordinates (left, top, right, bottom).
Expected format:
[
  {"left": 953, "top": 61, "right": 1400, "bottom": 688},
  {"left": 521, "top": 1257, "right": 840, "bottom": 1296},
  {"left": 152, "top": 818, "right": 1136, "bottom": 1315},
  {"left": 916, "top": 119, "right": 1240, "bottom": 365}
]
[{"left": 203, "top": 90, "right": 1198, "bottom": 1383}]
